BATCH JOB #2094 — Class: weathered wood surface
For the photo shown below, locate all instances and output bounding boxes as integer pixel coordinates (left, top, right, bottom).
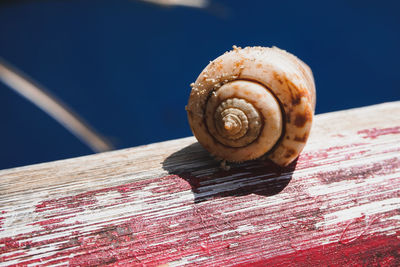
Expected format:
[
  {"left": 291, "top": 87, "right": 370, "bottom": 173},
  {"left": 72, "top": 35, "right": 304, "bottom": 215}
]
[{"left": 1, "top": 102, "right": 400, "bottom": 266}]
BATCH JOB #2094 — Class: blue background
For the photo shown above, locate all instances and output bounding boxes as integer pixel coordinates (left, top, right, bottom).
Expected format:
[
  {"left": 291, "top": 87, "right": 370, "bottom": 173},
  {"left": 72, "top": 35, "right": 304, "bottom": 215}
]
[{"left": 0, "top": 0, "right": 399, "bottom": 170}]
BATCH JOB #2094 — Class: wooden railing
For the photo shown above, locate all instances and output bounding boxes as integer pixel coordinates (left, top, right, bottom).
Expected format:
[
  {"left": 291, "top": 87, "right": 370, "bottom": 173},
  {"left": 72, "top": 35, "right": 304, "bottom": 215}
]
[{"left": 1, "top": 101, "right": 399, "bottom": 266}]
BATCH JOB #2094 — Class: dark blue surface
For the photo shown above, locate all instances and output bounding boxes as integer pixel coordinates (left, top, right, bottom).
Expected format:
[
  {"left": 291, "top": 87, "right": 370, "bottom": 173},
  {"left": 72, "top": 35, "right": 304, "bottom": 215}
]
[{"left": 0, "top": 0, "right": 399, "bottom": 169}]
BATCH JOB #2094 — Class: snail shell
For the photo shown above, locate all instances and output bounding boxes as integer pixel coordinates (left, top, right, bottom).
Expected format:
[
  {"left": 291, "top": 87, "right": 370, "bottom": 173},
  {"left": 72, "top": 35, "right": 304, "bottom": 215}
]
[{"left": 186, "top": 46, "right": 316, "bottom": 167}]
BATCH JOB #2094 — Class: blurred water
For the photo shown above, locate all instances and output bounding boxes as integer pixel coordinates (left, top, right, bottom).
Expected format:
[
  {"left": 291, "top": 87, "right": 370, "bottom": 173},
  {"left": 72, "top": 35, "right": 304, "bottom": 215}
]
[{"left": 0, "top": 0, "right": 399, "bottom": 169}]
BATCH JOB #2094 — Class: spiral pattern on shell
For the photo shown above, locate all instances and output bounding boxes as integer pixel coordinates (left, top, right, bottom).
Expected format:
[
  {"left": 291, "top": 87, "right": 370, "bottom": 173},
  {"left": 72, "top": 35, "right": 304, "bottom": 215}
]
[{"left": 186, "top": 46, "right": 316, "bottom": 167}]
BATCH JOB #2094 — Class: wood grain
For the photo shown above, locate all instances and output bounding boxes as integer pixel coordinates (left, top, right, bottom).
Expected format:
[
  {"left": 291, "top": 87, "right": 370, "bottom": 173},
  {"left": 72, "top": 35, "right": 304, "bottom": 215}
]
[{"left": 1, "top": 101, "right": 400, "bottom": 266}]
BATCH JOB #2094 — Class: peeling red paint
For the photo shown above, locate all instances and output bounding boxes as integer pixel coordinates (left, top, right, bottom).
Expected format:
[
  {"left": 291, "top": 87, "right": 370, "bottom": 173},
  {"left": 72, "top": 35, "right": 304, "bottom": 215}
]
[
  {"left": 315, "top": 157, "right": 400, "bottom": 184},
  {"left": 31, "top": 216, "right": 75, "bottom": 227},
  {"left": 1, "top": 126, "right": 400, "bottom": 265},
  {"left": 1, "top": 156, "right": 399, "bottom": 265},
  {"left": 297, "top": 142, "right": 369, "bottom": 168},
  {"left": 240, "top": 234, "right": 400, "bottom": 266},
  {"left": 358, "top": 126, "right": 400, "bottom": 139},
  {"left": 339, "top": 215, "right": 382, "bottom": 245}
]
